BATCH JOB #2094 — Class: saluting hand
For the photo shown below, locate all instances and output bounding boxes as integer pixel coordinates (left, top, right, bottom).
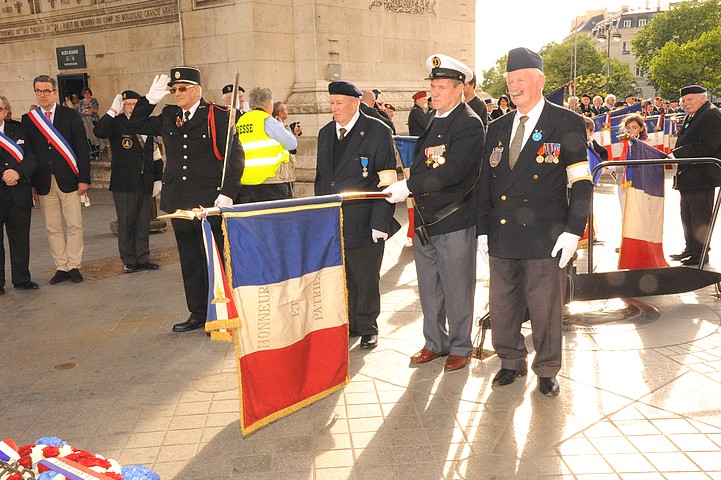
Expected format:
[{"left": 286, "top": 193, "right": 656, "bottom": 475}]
[
  {"left": 146, "top": 74, "right": 171, "bottom": 104},
  {"left": 109, "top": 94, "right": 123, "bottom": 116}
]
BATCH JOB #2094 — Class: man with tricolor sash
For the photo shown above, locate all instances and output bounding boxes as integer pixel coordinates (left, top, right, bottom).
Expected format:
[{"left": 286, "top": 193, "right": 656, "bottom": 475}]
[
  {"left": 0, "top": 95, "right": 38, "bottom": 295},
  {"left": 22, "top": 75, "right": 91, "bottom": 285}
]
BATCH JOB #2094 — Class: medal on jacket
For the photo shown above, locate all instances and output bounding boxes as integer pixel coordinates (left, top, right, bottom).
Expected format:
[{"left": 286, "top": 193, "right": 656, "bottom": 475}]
[
  {"left": 490, "top": 142, "right": 503, "bottom": 167},
  {"left": 536, "top": 145, "right": 545, "bottom": 163},
  {"left": 121, "top": 136, "right": 133, "bottom": 149},
  {"left": 360, "top": 156, "right": 369, "bottom": 177},
  {"left": 176, "top": 115, "right": 184, "bottom": 128},
  {"left": 425, "top": 144, "right": 446, "bottom": 169},
  {"left": 547, "top": 143, "right": 560, "bottom": 163}
]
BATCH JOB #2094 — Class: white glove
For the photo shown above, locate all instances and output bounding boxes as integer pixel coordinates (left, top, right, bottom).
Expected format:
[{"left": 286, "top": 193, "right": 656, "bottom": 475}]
[
  {"left": 477, "top": 234, "right": 489, "bottom": 265},
  {"left": 551, "top": 232, "right": 580, "bottom": 268},
  {"left": 146, "top": 74, "right": 171, "bottom": 104},
  {"left": 213, "top": 194, "right": 234, "bottom": 208},
  {"left": 383, "top": 179, "right": 410, "bottom": 204},
  {"left": 371, "top": 229, "right": 388, "bottom": 243},
  {"left": 152, "top": 180, "right": 162, "bottom": 198},
  {"left": 108, "top": 94, "right": 123, "bottom": 117}
]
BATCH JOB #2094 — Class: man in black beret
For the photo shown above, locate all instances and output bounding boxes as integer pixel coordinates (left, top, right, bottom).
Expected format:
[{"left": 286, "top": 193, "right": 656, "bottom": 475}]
[
  {"left": 384, "top": 54, "right": 485, "bottom": 372},
  {"left": 222, "top": 84, "right": 246, "bottom": 116},
  {"left": 315, "top": 80, "right": 399, "bottom": 349},
  {"left": 128, "top": 66, "right": 245, "bottom": 333},
  {"left": 579, "top": 93, "right": 594, "bottom": 117},
  {"left": 94, "top": 90, "right": 163, "bottom": 274},
  {"left": 670, "top": 85, "right": 721, "bottom": 265},
  {"left": 477, "top": 47, "right": 593, "bottom": 396}
]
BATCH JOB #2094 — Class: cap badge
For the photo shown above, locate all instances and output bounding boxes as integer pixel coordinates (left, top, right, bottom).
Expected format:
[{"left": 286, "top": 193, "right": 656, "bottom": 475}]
[
  {"left": 431, "top": 56, "right": 441, "bottom": 68},
  {"left": 174, "top": 71, "right": 181, "bottom": 79}
]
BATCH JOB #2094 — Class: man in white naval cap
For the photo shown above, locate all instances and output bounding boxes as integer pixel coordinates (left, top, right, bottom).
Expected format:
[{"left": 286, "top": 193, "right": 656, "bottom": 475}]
[
  {"left": 476, "top": 47, "right": 593, "bottom": 397},
  {"left": 384, "top": 54, "right": 485, "bottom": 372}
]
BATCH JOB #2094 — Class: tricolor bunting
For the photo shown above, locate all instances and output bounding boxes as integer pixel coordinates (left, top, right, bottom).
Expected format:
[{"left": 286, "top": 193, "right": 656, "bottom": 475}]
[
  {"left": 27, "top": 107, "right": 79, "bottom": 175},
  {"left": 202, "top": 217, "right": 239, "bottom": 342},
  {"left": 208, "top": 195, "right": 349, "bottom": 435},
  {"left": 617, "top": 138, "right": 670, "bottom": 270}
]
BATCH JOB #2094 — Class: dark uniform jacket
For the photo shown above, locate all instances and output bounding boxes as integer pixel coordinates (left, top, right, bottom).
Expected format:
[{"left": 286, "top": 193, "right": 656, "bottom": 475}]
[
  {"left": 490, "top": 108, "right": 510, "bottom": 121},
  {"left": 315, "top": 112, "right": 399, "bottom": 249},
  {"left": 127, "top": 97, "right": 244, "bottom": 212},
  {"left": 477, "top": 100, "right": 593, "bottom": 259},
  {"left": 673, "top": 101, "right": 721, "bottom": 192},
  {"left": 0, "top": 120, "right": 36, "bottom": 208},
  {"left": 359, "top": 103, "right": 394, "bottom": 133},
  {"left": 466, "top": 96, "right": 488, "bottom": 129},
  {"left": 408, "top": 102, "right": 485, "bottom": 236},
  {"left": 94, "top": 113, "right": 163, "bottom": 194},
  {"left": 22, "top": 105, "right": 90, "bottom": 195},
  {"left": 407, "top": 104, "right": 426, "bottom": 136}
]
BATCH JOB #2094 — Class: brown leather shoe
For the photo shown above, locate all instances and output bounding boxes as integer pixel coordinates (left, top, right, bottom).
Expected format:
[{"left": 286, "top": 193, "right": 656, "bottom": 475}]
[
  {"left": 410, "top": 349, "right": 445, "bottom": 364},
  {"left": 444, "top": 355, "right": 470, "bottom": 371}
]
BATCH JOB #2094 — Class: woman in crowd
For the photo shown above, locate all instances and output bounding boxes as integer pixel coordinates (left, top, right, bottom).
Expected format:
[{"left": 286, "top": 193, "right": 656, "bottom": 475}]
[
  {"left": 77, "top": 88, "right": 108, "bottom": 158},
  {"left": 490, "top": 94, "right": 511, "bottom": 120}
]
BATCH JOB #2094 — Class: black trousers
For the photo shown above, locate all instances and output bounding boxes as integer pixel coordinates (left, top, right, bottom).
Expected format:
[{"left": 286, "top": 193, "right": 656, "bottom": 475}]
[
  {"left": 171, "top": 216, "right": 224, "bottom": 322},
  {"left": 344, "top": 241, "right": 385, "bottom": 336},
  {"left": 680, "top": 189, "right": 715, "bottom": 258},
  {"left": 235, "top": 183, "right": 292, "bottom": 204},
  {"left": 112, "top": 190, "right": 153, "bottom": 265},
  {"left": 0, "top": 192, "right": 32, "bottom": 287}
]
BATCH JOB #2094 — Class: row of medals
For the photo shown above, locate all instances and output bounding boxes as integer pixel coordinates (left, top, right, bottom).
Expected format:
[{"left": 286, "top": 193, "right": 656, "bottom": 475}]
[{"left": 537, "top": 153, "right": 559, "bottom": 164}]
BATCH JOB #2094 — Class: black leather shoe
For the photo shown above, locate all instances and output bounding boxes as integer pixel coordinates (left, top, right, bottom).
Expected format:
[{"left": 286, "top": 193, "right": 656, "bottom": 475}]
[
  {"left": 670, "top": 251, "right": 691, "bottom": 261},
  {"left": 682, "top": 257, "right": 708, "bottom": 266},
  {"left": 492, "top": 365, "right": 528, "bottom": 386},
  {"left": 14, "top": 281, "right": 39, "bottom": 290},
  {"left": 136, "top": 262, "right": 160, "bottom": 271},
  {"left": 0, "top": 287, "right": 5, "bottom": 295},
  {"left": 539, "top": 377, "right": 560, "bottom": 397},
  {"left": 360, "top": 334, "right": 378, "bottom": 349},
  {"left": 123, "top": 264, "right": 138, "bottom": 274},
  {"left": 50, "top": 270, "right": 70, "bottom": 285},
  {"left": 172, "top": 318, "right": 205, "bottom": 332},
  {"left": 69, "top": 268, "right": 83, "bottom": 283}
]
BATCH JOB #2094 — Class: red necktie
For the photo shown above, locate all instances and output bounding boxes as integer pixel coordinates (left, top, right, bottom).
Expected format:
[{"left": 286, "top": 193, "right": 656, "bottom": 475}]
[{"left": 44, "top": 111, "right": 52, "bottom": 123}]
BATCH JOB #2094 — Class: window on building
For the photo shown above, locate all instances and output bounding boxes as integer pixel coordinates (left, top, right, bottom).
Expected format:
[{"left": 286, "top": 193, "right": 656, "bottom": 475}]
[
  {"left": 622, "top": 41, "right": 630, "bottom": 54},
  {"left": 635, "top": 66, "right": 642, "bottom": 76},
  {"left": 623, "top": 19, "right": 631, "bottom": 28},
  {"left": 639, "top": 18, "right": 647, "bottom": 27}
]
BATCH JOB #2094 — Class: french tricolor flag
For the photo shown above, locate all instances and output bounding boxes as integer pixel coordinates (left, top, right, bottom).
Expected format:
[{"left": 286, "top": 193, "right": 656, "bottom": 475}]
[{"left": 0, "top": 439, "right": 20, "bottom": 462}]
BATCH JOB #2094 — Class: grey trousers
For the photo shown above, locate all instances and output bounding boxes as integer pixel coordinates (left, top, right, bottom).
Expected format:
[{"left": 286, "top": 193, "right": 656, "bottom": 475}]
[
  {"left": 113, "top": 190, "right": 153, "bottom": 265},
  {"left": 489, "top": 256, "right": 565, "bottom": 377},
  {"left": 413, "top": 227, "right": 476, "bottom": 357}
]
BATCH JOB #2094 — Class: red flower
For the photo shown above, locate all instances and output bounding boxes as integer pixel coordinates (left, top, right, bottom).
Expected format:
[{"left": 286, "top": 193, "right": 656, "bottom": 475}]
[
  {"left": 17, "top": 444, "right": 34, "bottom": 456},
  {"left": 65, "top": 450, "right": 111, "bottom": 469},
  {"left": 7, "top": 473, "right": 22, "bottom": 480},
  {"left": 43, "top": 445, "right": 60, "bottom": 458},
  {"left": 105, "top": 473, "right": 123, "bottom": 480},
  {"left": 17, "top": 455, "right": 31, "bottom": 469}
]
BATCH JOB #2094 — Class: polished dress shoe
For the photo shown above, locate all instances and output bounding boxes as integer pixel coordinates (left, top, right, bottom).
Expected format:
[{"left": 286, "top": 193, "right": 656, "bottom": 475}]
[
  {"left": 14, "top": 281, "right": 39, "bottom": 290},
  {"left": 682, "top": 256, "right": 708, "bottom": 266},
  {"left": 360, "top": 334, "right": 378, "bottom": 349},
  {"left": 123, "top": 264, "right": 138, "bottom": 274},
  {"left": 444, "top": 355, "right": 470, "bottom": 372},
  {"left": 0, "top": 287, "right": 4, "bottom": 295},
  {"left": 538, "top": 377, "right": 560, "bottom": 397},
  {"left": 492, "top": 365, "right": 528, "bottom": 386},
  {"left": 136, "top": 262, "right": 160, "bottom": 271},
  {"left": 172, "top": 318, "right": 205, "bottom": 332},
  {"left": 49, "top": 270, "right": 70, "bottom": 285},
  {"left": 69, "top": 268, "right": 83, "bottom": 283},
  {"left": 410, "top": 348, "right": 446, "bottom": 364},
  {"left": 670, "top": 251, "right": 691, "bottom": 261}
]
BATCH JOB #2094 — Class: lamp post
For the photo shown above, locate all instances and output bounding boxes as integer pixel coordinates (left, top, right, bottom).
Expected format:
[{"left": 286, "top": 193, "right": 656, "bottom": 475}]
[{"left": 594, "top": 20, "right": 622, "bottom": 94}]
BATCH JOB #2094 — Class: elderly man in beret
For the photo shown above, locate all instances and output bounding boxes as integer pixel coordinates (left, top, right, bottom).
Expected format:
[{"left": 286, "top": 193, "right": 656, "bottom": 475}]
[
  {"left": 408, "top": 91, "right": 428, "bottom": 136},
  {"left": 128, "top": 66, "right": 244, "bottom": 333},
  {"left": 315, "top": 80, "right": 399, "bottom": 349},
  {"left": 94, "top": 90, "right": 163, "bottom": 274},
  {"left": 670, "top": 85, "right": 721, "bottom": 266},
  {"left": 384, "top": 54, "right": 485, "bottom": 372},
  {"left": 476, "top": 48, "right": 593, "bottom": 396}
]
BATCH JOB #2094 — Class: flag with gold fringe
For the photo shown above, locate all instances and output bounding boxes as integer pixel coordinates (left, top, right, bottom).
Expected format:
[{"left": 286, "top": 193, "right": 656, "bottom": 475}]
[{"left": 204, "top": 195, "right": 349, "bottom": 435}]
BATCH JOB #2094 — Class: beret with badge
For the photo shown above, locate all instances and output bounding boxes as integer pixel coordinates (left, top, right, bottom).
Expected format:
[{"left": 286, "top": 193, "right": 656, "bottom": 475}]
[
  {"left": 425, "top": 54, "right": 473, "bottom": 83},
  {"left": 328, "top": 80, "right": 363, "bottom": 97},
  {"left": 122, "top": 90, "right": 141, "bottom": 100},
  {"left": 222, "top": 84, "right": 245, "bottom": 95},
  {"left": 167, "top": 66, "right": 201, "bottom": 86}
]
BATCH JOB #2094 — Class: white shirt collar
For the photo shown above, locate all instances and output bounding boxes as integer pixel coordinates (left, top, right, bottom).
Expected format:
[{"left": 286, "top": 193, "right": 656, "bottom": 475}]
[
  {"left": 183, "top": 100, "right": 201, "bottom": 120},
  {"left": 336, "top": 109, "right": 360, "bottom": 139},
  {"left": 0, "top": 121, "right": 4, "bottom": 134},
  {"left": 435, "top": 101, "right": 462, "bottom": 119},
  {"left": 510, "top": 98, "right": 546, "bottom": 149},
  {"left": 41, "top": 103, "right": 57, "bottom": 117}
]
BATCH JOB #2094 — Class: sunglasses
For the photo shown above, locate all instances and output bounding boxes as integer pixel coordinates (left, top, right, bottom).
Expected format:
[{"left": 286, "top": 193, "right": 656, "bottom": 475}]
[
  {"left": 169, "top": 85, "right": 196, "bottom": 94},
  {"left": 34, "top": 89, "right": 56, "bottom": 96}
]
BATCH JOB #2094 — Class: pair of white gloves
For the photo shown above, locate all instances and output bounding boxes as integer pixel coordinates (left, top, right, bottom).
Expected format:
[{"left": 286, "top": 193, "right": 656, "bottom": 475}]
[{"left": 381, "top": 180, "right": 578, "bottom": 268}]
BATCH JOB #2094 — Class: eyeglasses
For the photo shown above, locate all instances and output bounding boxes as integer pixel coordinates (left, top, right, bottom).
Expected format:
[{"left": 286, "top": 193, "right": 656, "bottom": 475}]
[
  {"left": 169, "top": 85, "right": 196, "bottom": 94},
  {"left": 34, "top": 89, "right": 56, "bottom": 96}
]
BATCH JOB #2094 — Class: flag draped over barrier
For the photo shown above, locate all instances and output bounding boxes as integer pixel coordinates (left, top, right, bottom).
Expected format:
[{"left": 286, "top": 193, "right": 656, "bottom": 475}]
[{"left": 203, "top": 195, "right": 349, "bottom": 435}]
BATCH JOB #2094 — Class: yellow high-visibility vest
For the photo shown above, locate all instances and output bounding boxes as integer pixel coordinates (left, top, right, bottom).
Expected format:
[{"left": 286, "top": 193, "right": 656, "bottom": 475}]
[{"left": 237, "top": 109, "right": 289, "bottom": 185}]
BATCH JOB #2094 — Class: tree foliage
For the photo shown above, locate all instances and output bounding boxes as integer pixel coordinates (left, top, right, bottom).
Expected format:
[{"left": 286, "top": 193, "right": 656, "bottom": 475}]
[{"left": 480, "top": 55, "right": 508, "bottom": 98}]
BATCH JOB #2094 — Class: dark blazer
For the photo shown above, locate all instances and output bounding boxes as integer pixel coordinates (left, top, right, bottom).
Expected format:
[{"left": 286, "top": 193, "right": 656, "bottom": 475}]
[
  {"left": 466, "top": 96, "right": 488, "bottom": 129},
  {"left": 490, "top": 107, "right": 510, "bottom": 120},
  {"left": 94, "top": 113, "right": 162, "bottom": 194},
  {"left": 127, "top": 97, "right": 244, "bottom": 212},
  {"left": 315, "top": 112, "right": 399, "bottom": 248},
  {"left": 408, "top": 104, "right": 426, "bottom": 136},
  {"left": 0, "top": 120, "right": 36, "bottom": 208},
  {"left": 673, "top": 101, "right": 721, "bottom": 192},
  {"left": 22, "top": 105, "right": 90, "bottom": 195},
  {"left": 359, "top": 103, "right": 394, "bottom": 133},
  {"left": 477, "top": 100, "right": 593, "bottom": 259},
  {"left": 407, "top": 102, "right": 485, "bottom": 236}
]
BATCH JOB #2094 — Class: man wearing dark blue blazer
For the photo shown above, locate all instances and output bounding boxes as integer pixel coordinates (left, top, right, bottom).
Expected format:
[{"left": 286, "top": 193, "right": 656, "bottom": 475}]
[
  {"left": 477, "top": 48, "right": 593, "bottom": 397},
  {"left": 315, "top": 80, "right": 399, "bottom": 349},
  {"left": 0, "top": 95, "right": 38, "bottom": 294},
  {"left": 22, "top": 75, "right": 91, "bottom": 285}
]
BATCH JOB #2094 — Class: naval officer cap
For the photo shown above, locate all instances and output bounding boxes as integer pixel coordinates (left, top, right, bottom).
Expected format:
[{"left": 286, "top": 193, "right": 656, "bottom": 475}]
[
  {"left": 121, "top": 90, "right": 141, "bottom": 100},
  {"left": 168, "top": 66, "right": 201, "bottom": 86},
  {"left": 425, "top": 54, "right": 473, "bottom": 83},
  {"left": 506, "top": 47, "right": 543, "bottom": 72},
  {"left": 222, "top": 84, "right": 245, "bottom": 95},
  {"left": 328, "top": 81, "right": 362, "bottom": 97},
  {"left": 680, "top": 84, "right": 707, "bottom": 96}
]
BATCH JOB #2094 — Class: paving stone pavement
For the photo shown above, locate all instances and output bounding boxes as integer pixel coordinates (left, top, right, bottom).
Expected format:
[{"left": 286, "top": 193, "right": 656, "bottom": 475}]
[{"left": 2, "top": 173, "right": 721, "bottom": 479}]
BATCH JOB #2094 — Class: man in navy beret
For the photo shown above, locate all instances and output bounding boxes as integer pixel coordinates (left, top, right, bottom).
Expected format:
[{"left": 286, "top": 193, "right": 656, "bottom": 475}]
[{"left": 477, "top": 47, "right": 593, "bottom": 396}]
